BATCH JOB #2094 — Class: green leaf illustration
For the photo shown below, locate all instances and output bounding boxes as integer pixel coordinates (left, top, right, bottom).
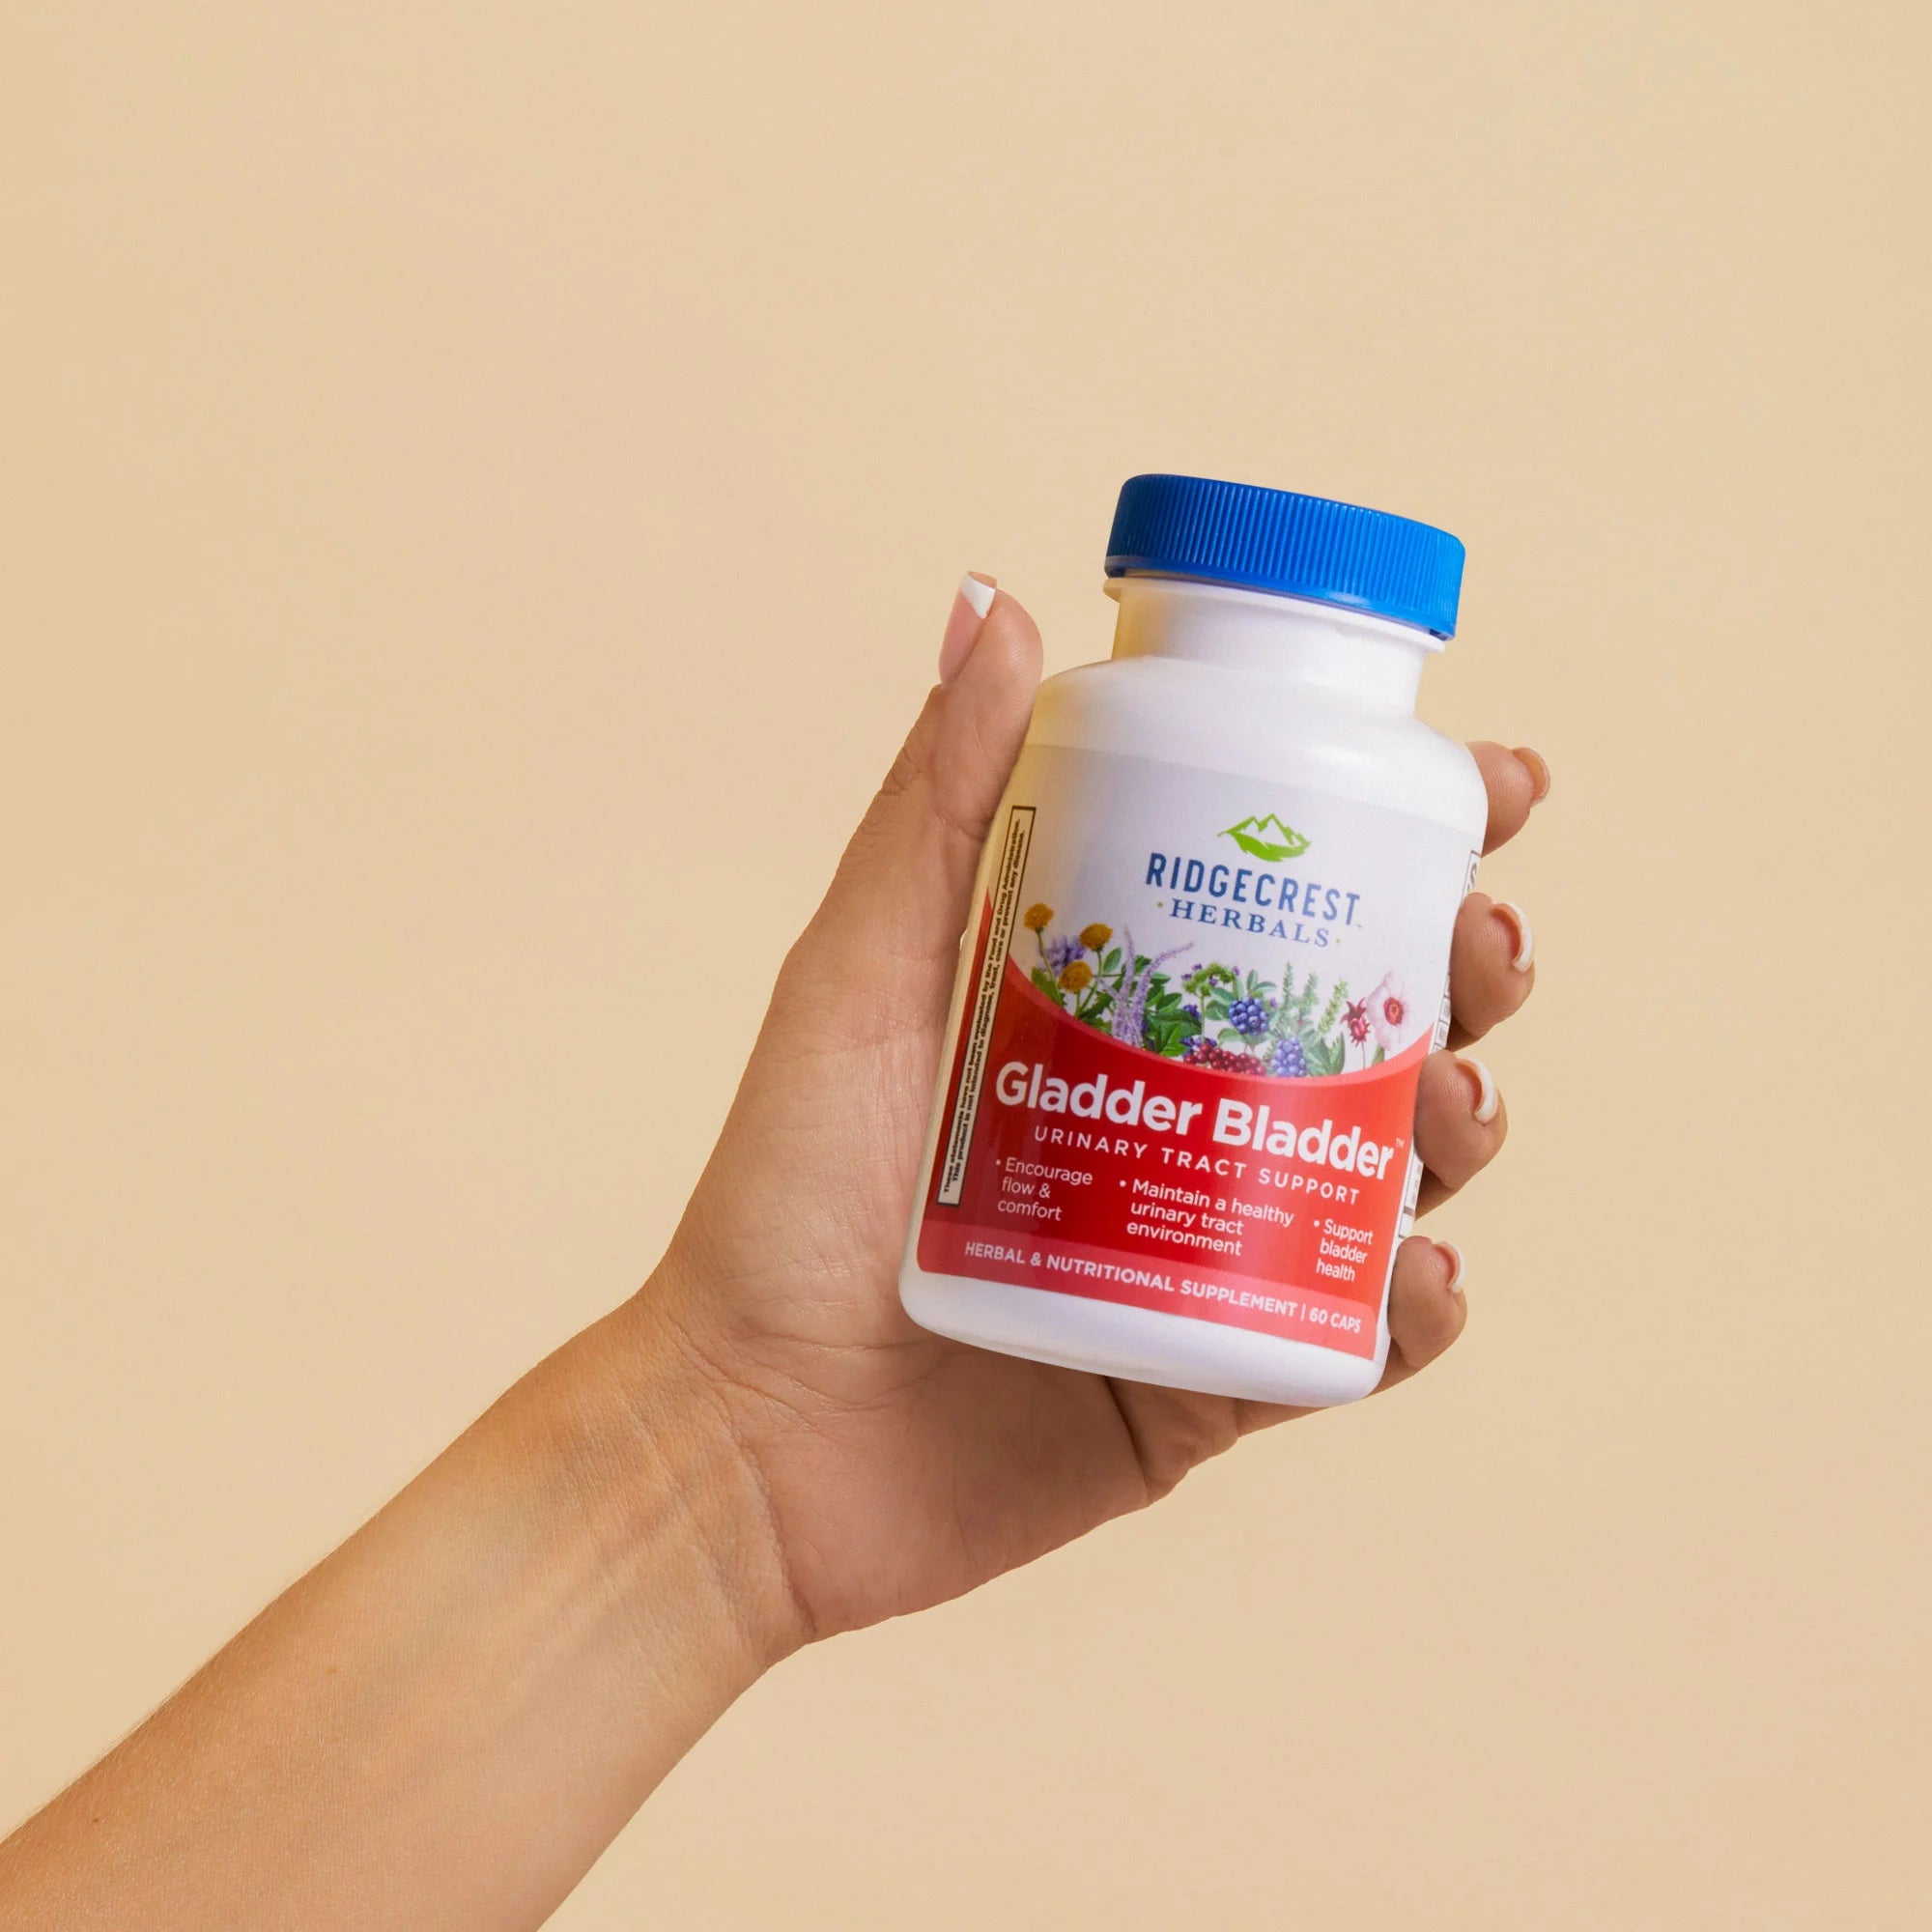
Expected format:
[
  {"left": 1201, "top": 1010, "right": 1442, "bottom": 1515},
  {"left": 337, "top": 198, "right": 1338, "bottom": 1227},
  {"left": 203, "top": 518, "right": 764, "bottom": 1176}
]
[
  {"left": 1317, "top": 979, "right": 1349, "bottom": 1036},
  {"left": 1305, "top": 1035, "right": 1345, "bottom": 1077}
]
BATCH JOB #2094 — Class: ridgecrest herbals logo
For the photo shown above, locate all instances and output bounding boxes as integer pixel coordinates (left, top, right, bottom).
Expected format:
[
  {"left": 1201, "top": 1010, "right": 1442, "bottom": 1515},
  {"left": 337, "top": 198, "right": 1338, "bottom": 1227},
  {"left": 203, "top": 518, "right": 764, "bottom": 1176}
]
[
  {"left": 1142, "top": 831, "right": 1362, "bottom": 947},
  {"left": 1220, "top": 813, "right": 1310, "bottom": 862},
  {"left": 1134, "top": 810, "right": 1361, "bottom": 950}
]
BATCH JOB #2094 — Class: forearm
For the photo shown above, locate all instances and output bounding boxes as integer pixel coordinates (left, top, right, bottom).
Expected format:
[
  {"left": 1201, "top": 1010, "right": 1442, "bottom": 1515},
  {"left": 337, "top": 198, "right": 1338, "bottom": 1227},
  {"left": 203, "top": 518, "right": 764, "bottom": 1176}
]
[{"left": 0, "top": 1293, "right": 794, "bottom": 1932}]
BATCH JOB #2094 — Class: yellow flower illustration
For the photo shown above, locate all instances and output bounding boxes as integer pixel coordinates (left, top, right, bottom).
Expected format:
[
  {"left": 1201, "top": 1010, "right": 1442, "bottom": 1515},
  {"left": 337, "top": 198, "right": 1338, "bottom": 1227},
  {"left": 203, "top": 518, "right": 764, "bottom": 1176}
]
[
  {"left": 1079, "top": 923, "right": 1113, "bottom": 951},
  {"left": 1022, "top": 903, "right": 1054, "bottom": 932},
  {"left": 1058, "top": 960, "right": 1093, "bottom": 992}
]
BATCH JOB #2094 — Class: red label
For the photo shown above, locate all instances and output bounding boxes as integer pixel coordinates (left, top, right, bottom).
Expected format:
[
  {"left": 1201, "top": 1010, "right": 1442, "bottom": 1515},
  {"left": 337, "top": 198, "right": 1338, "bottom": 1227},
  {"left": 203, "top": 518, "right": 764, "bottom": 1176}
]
[{"left": 919, "top": 902, "right": 1428, "bottom": 1358}]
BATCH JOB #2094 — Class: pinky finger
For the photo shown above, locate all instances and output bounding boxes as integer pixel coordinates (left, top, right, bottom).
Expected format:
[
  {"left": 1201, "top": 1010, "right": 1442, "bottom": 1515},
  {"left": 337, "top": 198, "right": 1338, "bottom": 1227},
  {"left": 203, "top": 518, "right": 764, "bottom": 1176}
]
[{"left": 1376, "top": 1236, "right": 1468, "bottom": 1394}]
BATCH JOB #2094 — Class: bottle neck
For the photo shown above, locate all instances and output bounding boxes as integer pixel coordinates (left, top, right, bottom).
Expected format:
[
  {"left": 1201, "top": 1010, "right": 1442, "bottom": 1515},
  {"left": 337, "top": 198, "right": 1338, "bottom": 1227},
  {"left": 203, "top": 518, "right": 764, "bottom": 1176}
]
[{"left": 1106, "top": 576, "right": 1440, "bottom": 712}]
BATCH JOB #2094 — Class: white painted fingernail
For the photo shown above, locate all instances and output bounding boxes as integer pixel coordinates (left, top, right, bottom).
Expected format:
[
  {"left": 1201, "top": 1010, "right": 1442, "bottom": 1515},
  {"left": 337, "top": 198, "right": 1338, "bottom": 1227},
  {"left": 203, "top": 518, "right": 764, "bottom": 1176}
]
[
  {"left": 1435, "top": 1241, "right": 1466, "bottom": 1295},
  {"left": 1492, "top": 900, "right": 1535, "bottom": 973},
  {"left": 939, "top": 573, "right": 998, "bottom": 684},
  {"left": 1459, "top": 1055, "right": 1499, "bottom": 1124}
]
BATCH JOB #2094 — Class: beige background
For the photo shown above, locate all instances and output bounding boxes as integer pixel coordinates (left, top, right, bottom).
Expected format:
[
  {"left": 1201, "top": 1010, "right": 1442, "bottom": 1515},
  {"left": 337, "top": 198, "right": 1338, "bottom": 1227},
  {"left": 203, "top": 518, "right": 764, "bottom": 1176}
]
[{"left": 4, "top": 4, "right": 1927, "bottom": 1926}]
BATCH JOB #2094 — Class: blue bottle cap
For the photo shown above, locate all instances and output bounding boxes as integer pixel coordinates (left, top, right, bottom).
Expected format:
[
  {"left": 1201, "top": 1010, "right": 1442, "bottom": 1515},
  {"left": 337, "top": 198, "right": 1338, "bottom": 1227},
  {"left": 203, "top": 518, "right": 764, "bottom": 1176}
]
[{"left": 1105, "top": 473, "right": 1465, "bottom": 639}]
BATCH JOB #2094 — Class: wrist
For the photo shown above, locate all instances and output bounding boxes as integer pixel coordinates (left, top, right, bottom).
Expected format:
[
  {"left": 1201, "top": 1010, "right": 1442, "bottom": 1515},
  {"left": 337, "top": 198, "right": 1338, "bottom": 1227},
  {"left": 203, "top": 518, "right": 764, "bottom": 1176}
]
[{"left": 513, "top": 1289, "right": 810, "bottom": 1683}]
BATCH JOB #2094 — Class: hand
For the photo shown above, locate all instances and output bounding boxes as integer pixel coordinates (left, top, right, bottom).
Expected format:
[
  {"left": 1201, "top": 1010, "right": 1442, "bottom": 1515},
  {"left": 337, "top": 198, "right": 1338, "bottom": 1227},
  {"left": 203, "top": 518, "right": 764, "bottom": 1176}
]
[{"left": 627, "top": 582, "right": 1546, "bottom": 1651}]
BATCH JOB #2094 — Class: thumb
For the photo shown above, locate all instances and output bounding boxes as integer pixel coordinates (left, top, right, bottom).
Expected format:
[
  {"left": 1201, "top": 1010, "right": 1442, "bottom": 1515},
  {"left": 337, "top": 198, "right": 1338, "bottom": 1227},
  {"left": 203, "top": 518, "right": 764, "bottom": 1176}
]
[{"left": 785, "top": 575, "right": 1043, "bottom": 1038}]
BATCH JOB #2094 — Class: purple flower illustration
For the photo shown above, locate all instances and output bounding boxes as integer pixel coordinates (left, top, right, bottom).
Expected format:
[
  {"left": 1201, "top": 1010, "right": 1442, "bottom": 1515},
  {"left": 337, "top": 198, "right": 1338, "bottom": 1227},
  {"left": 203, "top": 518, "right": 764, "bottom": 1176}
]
[
  {"left": 1042, "top": 932, "right": 1085, "bottom": 972},
  {"left": 1108, "top": 929, "right": 1190, "bottom": 1049}
]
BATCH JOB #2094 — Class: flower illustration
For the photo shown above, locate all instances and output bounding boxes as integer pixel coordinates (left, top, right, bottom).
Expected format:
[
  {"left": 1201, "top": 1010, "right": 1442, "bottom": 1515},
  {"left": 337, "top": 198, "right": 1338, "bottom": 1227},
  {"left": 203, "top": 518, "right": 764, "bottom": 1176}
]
[
  {"left": 1107, "top": 929, "right": 1190, "bottom": 1048},
  {"left": 1182, "top": 962, "right": 1236, "bottom": 998},
  {"left": 1042, "top": 932, "right": 1085, "bottom": 972},
  {"left": 1366, "top": 971, "right": 1412, "bottom": 1050},
  {"left": 1016, "top": 912, "right": 1368, "bottom": 1071}
]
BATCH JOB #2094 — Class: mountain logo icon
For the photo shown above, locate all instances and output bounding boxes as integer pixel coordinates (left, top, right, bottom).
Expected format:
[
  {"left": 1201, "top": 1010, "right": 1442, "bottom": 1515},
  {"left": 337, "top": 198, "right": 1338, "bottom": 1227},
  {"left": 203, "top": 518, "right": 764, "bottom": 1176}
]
[{"left": 1220, "top": 813, "right": 1310, "bottom": 862}]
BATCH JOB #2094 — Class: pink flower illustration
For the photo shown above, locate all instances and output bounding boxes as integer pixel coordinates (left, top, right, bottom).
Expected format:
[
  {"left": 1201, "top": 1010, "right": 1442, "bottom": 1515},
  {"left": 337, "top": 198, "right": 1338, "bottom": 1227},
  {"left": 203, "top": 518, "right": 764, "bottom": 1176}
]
[{"left": 1367, "top": 971, "right": 1414, "bottom": 1052}]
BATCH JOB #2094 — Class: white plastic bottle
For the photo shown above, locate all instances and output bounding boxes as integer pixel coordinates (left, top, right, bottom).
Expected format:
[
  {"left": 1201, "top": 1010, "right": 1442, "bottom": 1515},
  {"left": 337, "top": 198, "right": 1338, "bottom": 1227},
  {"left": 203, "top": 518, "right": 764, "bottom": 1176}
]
[{"left": 900, "top": 475, "right": 1487, "bottom": 1406}]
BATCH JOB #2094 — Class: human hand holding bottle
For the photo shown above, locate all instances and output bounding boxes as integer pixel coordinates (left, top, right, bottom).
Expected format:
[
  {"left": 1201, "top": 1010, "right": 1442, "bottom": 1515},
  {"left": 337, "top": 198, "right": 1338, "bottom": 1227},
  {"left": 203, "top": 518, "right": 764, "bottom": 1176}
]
[{"left": 634, "top": 575, "right": 1544, "bottom": 1644}]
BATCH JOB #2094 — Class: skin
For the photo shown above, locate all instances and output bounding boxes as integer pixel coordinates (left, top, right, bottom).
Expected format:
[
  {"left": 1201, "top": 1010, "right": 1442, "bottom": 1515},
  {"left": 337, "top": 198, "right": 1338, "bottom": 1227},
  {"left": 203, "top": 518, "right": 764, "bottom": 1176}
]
[{"left": 0, "top": 584, "right": 1542, "bottom": 1930}]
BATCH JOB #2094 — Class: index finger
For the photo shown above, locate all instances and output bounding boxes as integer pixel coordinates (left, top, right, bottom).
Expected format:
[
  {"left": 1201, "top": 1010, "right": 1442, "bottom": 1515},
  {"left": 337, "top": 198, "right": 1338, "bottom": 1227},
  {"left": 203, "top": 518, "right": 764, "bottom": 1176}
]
[{"left": 1470, "top": 743, "right": 1550, "bottom": 855}]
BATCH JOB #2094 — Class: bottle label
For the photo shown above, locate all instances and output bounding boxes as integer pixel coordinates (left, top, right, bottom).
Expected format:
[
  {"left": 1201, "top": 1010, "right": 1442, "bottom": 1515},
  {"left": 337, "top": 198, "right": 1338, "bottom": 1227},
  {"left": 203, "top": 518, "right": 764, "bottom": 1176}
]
[{"left": 917, "top": 744, "right": 1477, "bottom": 1359}]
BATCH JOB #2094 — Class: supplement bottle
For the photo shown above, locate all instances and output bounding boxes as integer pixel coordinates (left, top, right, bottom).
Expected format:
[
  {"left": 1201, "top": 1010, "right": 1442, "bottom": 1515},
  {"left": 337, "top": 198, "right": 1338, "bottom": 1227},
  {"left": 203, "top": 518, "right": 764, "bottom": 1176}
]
[{"left": 899, "top": 475, "right": 1487, "bottom": 1406}]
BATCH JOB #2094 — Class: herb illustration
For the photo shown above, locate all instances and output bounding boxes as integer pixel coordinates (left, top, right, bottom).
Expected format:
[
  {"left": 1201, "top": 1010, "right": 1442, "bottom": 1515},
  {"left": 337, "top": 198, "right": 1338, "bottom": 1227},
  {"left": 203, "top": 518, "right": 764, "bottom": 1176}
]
[{"left": 1021, "top": 908, "right": 1391, "bottom": 1076}]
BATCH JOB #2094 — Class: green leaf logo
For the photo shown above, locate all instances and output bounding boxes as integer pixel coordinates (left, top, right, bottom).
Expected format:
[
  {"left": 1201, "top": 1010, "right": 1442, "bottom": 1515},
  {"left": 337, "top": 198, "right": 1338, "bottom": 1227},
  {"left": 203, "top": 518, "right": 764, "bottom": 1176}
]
[{"left": 1220, "top": 813, "right": 1310, "bottom": 862}]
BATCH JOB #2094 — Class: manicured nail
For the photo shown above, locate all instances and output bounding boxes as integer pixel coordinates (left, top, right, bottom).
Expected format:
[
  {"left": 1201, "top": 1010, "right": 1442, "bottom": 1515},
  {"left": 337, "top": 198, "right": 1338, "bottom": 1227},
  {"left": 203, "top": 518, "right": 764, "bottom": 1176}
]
[
  {"left": 1458, "top": 1055, "right": 1499, "bottom": 1125},
  {"left": 1435, "top": 1241, "right": 1466, "bottom": 1295},
  {"left": 939, "top": 572, "right": 997, "bottom": 685},
  {"left": 1513, "top": 746, "right": 1551, "bottom": 804},
  {"left": 1492, "top": 899, "right": 1535, "bottom": 973}
]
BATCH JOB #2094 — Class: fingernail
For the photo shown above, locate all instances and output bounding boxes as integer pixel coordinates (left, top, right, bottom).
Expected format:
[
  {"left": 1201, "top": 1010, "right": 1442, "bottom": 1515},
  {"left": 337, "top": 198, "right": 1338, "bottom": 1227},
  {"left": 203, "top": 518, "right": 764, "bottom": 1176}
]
[
  {"left": 1492, "top": 899, "right": 1535, "bottom": 973},
  {"left": 939, "top": 572, "right": 997, "bottom": 685},
  {"left": 1458, "top": 1055, "right": 1499, "bottom": 1125},
  {"left": 1435, "top": 1241, "right": 1466, "bottom": 1295},
  {"left": 1513, "top": 746, "right": 1551, "bottom": 805}
]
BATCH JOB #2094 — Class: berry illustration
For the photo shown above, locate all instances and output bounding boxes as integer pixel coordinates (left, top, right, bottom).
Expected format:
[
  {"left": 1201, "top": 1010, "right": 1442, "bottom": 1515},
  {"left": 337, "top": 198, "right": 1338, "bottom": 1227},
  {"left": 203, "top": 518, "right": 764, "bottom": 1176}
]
[
  {"left": 1269, "top": 1036, "right": 1307, "bottom": 1077},
  {"left": 1181, "top": 1038, "right": 1263, "bottom": 1074},
  {"left": 1228, "top": 996, "right": 1267, "bottom": 1037}
]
